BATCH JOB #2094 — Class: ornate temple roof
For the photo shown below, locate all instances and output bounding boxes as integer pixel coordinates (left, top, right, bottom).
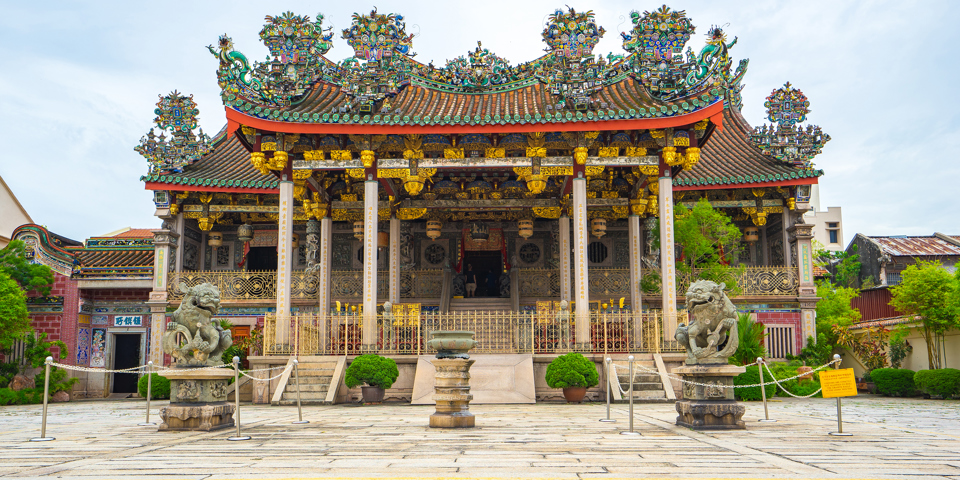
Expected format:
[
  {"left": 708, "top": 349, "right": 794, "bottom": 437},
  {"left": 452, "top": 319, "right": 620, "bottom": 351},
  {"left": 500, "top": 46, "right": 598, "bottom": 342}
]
[
  {"left": 674, "top": 108, "right": 823, "bottom": 188},
  {"left": 12, "top": 224, "right": 155, "bottom": 279},
  {"left": 213, "top": 7, "right": 744, "bottom": 133}
]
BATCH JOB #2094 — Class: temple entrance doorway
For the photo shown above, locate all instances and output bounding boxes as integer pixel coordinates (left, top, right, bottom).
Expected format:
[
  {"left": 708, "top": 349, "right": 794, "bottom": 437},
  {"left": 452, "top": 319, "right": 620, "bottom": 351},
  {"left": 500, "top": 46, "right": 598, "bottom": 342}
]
[
  {"left": 112, "top": 334, "right": 141, "bottom": 393},
  {"left": 246, "top": 246, "right": 277, "bottom": 271},
  {"left": 463, "top": 251, "right": 503, "bottom": 297}
]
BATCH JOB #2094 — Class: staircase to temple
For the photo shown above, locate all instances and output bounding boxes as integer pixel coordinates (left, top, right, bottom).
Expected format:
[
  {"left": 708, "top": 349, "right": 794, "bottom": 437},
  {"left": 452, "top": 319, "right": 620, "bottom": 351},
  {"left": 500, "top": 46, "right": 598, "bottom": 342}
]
[
  {"left": 449, "top": 297, "right": 513, "bottom": 313},
  {"left": 608, "top": 355, "right": 674, "bottom": 403},
  {"left": 274, "top": 356, "right": 346, "bottom": 406}
]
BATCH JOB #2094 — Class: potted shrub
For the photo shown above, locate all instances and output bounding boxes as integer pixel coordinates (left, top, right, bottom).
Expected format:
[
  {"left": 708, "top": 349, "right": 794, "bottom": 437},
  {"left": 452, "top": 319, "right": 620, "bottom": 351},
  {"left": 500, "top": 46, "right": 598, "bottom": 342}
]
[
  {"left": 345, "top": 354, "right": 399, "bottom": 404},
  {"left": 545, "top": 353, "right": 599, "bottom": 403}
]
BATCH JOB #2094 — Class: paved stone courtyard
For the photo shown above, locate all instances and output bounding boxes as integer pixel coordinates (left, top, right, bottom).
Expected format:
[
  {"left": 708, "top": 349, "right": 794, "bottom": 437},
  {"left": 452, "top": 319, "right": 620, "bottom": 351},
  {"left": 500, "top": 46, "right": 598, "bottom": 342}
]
[{"left": 1, "top": 396, "right": 958, "bottom": 479}]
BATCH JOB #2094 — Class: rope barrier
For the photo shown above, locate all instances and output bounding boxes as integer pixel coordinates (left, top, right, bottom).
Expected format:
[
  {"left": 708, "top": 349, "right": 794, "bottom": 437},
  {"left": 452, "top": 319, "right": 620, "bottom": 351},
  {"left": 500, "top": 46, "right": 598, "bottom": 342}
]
[
  {"left": 48, "top": 362, "right": 287, "bottom": 377},
  {"left": 239, "top": 368, "right": 289, "bottom": 382},
  {"left": 609, "top": 358, "right": 838, "bottom": 391},
  {"left": 761, "top": 360, "right": 824, "bottom": 399}
]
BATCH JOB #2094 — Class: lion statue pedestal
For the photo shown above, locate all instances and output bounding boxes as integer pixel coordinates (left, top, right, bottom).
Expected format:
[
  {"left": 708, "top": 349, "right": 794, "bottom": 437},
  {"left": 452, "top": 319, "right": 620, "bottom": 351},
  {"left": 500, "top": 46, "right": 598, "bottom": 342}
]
[
  {"left": 158, "top": 283, "right": 236, "bottom": 432},
  {"left": 673, "top": 280, "right": 746, "bottom": 430}
]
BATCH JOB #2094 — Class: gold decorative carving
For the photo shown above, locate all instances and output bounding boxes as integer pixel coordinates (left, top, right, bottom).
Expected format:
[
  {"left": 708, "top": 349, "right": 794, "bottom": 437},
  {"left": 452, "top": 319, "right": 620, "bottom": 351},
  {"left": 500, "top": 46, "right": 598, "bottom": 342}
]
[
  {"left": 240, "top": 125, "right": 256, "bottom": 136},
  {"left": 443, "top": 148, "right": 464, "bottom": 159},
  {"left": 601, "top": 191, "right": 619, "bottom": 199},
  {"left": 198, "top": 192, "right": 213, "bottom": 204},
  {"left": 331, "top": 150, "right": 352, "bottom": 161},
  {"left": 347, "top": 169, "right": 365, "bottom": 179},
  {"left": 683, "top": 147, "right": 700, "bottom": 170},
  {"left": 260, "top": 142, "right": 277, "bottom": 151},
  {"left": 633, "top": 165, "right": 659, "bottom": 177},
  {"left": 250, "top": 151, "right": 287, "bottom": 175},
  {"left": 662, "top": 146, "right": 681, "bottom": 166},
  {"left": 630, "top": 197, "right": 648, "bottom": 216},
  {"left": 303, "top": 150, "right": 325, "bottom": 160},
  {"left": 403, "top": 134, "right": 424, "bottom": 160},
  {"left": 584, "top": 166, "right": 605, "bottom": 177},
  {"left": 649, "top": 130, "right": 665, "bottom": 139},
  {"left": 397, "top": 207, "right": 427, "bottom": 220},
  {"left": 360, "top": 150, "right": 376, "bottom": 168},
  {"left": 169, "top": 204, "right": 180, "bottom": 215},
  {"left": 485, "top": 147, "right": 505, "bottom": 159},
  {"left": 332, "top": 209, "right": 363, "bottom": 222},
  {"left": 674, "top": 136, "right": 690, "bottom": 147},
  {"left": 695, "top": 119, "right": 709, "bottom": 130},
  {"left": 598, "top": 147, "right": 619, "bottom": 158},
  {"left": 292, "top": 170, "right": 312, "bottom": 181},
  {"left": 573, "top": 146, "right": 588, "bottom": 165},
  {"left": 626, "top": 146, "right": 647, "bottom": 157},
  {"left": 526, "top": 147, "right": 547, "bottom": 158},
  {"left": 646, "top": 195, "right": 658, "bottom": 216},
  {"left": 532, "top": 207, "right": 562, "bottom": 219}
]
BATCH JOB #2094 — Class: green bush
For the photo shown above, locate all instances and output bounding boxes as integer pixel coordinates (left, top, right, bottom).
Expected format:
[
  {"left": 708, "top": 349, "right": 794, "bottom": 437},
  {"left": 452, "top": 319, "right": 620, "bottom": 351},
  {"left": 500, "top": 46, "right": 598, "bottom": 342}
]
[
  {"left": 733, "top": 365, "right": 776, "bottom": 401},
  {"left": 776, "top": 378, "right": 823, "bottom": 398},
  {"left": 729, "top": 312, "right": 767, "bottom": 366},
  {"left": 545, "top": 353, "right": 598, "bottom": 389},
  {"left": 137, "top": 373, "right": 171, "bottom": 400},
  {"left": 914, "top": 368, "right": 960, "bottom": 398},
  {"left": 870, "top": 368, "right": 917, "bottom": 397},
  {"left": 345, "top": 354, "right": 399, "bottom": 389},
  {"left": 0, "top": 387, "right": 44, "bottom": 405}
]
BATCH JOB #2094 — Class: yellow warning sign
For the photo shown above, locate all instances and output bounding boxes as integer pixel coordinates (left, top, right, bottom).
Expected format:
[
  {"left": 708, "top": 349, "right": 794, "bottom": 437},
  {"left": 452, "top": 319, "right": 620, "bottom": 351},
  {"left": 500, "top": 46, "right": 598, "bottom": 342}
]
[{"left": 820, "top": 368, "right": 858, "bottom": 398}]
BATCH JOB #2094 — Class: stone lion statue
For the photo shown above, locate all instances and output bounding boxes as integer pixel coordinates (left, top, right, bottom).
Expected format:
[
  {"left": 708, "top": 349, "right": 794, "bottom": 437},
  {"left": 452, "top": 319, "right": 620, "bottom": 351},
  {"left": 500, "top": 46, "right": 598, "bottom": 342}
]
[
  {"left": 162, "top": 283, "right": 233, "bottom": 366},
  {"left": 674, "top": 279, "right": 739, "bottom": 365}
]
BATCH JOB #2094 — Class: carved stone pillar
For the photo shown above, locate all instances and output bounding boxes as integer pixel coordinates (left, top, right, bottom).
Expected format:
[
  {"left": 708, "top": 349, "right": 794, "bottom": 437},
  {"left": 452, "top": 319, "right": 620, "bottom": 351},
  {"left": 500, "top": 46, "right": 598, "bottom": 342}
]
[
  {"left": 361, "top": 178, "right": 379, "bottom": 351},
  {"left": 389, "top": 216, "right": 400, "bottom": 304},
  {"left": 572, "top": 176, "right": 590, "bottom": 348},
  {"left": 628, "top": 214, "right": 643, "bottom": 349},
  {"left": 276, "top": 179, "right": 294, "bottom": 346},
  {"left": 559, "top": 215, "right": 572, "bottom": 302},
  {"left": 317, "top": 216, "right": 332, "bottom": 315},
  {"left": 148, "top": 226, "right": 178, "bottom": 366},
  {"left": 789, "top": 222, "right": 818, "bottom": 347},
  {"left": 659, "top": 169, "right": 678, "bottom": 341}
]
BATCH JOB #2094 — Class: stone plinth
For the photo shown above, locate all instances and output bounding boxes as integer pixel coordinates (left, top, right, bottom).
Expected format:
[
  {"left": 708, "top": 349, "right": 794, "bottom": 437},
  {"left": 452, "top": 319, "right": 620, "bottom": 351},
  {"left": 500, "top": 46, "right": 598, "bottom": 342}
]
[
  {"left": 674, "top": 364, "right": 746, "bottom": 430},
  {"left": 429, "top": 358, "right": 476, "bottom": 428},
  {"left": 158, "top": 367, "right": 236, "bottom": 432}
]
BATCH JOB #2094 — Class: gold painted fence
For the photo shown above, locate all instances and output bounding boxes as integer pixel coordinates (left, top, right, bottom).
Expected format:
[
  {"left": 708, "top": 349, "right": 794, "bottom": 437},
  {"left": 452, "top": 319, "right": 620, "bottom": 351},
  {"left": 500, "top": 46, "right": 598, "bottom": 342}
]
[{"left": 263, "top": 310, "right": 686, "bottom": 356}]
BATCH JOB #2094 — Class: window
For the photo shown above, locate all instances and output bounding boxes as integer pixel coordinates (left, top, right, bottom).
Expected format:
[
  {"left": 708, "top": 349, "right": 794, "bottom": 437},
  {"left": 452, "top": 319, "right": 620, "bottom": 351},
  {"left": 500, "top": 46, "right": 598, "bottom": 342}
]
[
  {"left": 827, "top": 222, "right": 839, "bottom": 228},
  {"left": 828, "top": 230, "right": 839, "bottom": 244},
  {"left": 587, "top": 242, "right": 608, "bottom": 263},
  {"left": 765, "top": 325, "right": 796, "bottom": 359},
  {"left": 886, "top": 272, "right": 902, "bottom": 286}
]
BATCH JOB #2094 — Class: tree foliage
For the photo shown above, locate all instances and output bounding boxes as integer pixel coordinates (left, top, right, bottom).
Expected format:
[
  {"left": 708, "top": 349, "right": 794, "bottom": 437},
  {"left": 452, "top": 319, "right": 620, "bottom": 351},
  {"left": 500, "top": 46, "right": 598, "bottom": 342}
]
[
  {"left": 0, "top": 271, "right": 30, "bottom": 349},
  {"left": 729, "top": 312, "right": 767, "bottom": 366},
  {"left": 889, "top": 261, "right": 960, "bottom": 369},
  {"left": 545, "top": 352, "right": 599, "bottom": 389},
  {"left": 815, "top": 281, "right": 861, "bottom": 346},
  {"left": 651, "top": 198, "right": 744, "bottom": 294},
  {"left": 0, "top": 240, "right": 54, "bottom": 295}
]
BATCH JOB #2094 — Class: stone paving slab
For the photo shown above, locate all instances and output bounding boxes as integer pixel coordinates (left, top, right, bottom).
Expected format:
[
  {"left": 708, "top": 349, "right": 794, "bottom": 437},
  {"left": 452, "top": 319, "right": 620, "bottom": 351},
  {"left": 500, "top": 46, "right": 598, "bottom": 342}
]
[{"left": 0, "top": 396, "right": 959, "bottom": 479}]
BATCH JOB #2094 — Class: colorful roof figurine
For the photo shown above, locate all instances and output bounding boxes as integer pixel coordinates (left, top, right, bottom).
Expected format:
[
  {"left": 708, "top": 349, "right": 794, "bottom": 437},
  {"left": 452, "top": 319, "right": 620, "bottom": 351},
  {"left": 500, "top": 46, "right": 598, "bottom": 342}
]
[
  {"left": 750, "top": 82, "right": 830, "bottom": 168},
  {"left": 134, "top": 91, "right": 212, "bottom": 174},
  {"left": 207, "top": 7, "right": 749, "bottom": 130}
]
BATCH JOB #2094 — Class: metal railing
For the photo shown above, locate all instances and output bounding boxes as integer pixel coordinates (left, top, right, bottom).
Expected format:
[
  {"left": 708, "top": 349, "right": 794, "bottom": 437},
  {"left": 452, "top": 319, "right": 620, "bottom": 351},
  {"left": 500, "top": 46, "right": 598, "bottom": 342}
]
[{"left": 263, "top": 310, "right": 686, "bottom": 356}]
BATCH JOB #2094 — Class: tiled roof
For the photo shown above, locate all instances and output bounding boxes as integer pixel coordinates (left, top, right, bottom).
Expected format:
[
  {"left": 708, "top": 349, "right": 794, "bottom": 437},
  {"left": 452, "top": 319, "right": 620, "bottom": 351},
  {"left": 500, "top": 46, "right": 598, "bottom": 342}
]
[
  {"left": 674, "top": 108, "right": 823, "bottom": 187},
  {"left": 74, "top": 248, "right": 154, "bottom": 278},
  {"left": 869, "top": 236, "right": 960, "bottom": 257},
  {"left": 230, "top": 76, "right": 720, "bottom": 128},
  {"left": 141, "top": 134, "right": 279, "bottom": 191}
]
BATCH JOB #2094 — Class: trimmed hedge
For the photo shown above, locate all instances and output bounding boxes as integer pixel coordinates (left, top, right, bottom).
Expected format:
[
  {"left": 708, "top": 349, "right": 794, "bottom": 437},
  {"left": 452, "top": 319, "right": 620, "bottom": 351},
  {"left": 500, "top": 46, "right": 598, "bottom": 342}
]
[
  {"left": 545, "top": 353, "right": 599, "bottom": 389},
  {"left": 914, "top": 368, "right": 960, "bottom": 398},
  {"left": 137, "top": 373, "right": 171, "bottom": 400},
  {"left": 733, "top": 365, "right": 776, "bottom": 401},
  {"left": 345, "top": 354, "right": 399, "bottom": 389},
  {"left": 870, "top": 368, "right": 917, "bottom": 397}
]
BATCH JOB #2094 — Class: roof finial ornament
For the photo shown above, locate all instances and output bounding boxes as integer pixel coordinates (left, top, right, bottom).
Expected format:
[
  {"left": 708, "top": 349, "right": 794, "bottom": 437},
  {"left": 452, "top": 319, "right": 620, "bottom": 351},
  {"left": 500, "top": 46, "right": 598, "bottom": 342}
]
[
  {"left": 134, "top": 91, "right": 211, "bottom": 175},
  {"left": 750, "top": 82, "right": 831, "bottom": 168}
]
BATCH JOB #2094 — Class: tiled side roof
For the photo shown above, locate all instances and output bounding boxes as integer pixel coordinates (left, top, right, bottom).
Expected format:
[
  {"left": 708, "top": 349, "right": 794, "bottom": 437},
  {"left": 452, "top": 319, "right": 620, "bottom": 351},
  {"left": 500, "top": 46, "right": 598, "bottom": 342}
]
[
  {"left": 674, "top": 108, "right": 823, "bottom": 187},
  {"left": 141, "top": 134, "right": 279, "bottom": 191},
  {"left": 870, "top": 236, "right": 960, "bottom": 256},
  {"left": 228, "top": 76, "right": 722, "bottom": 127},
  {"left": 74, "top": 249, "right": 154, "bottom": 278}
]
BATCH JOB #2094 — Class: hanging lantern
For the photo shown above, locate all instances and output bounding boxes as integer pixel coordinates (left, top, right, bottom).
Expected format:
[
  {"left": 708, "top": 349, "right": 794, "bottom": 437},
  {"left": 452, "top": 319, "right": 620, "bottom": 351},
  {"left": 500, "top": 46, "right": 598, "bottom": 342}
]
[
  {"left": 744, "top": 226, "right": 759, "bottom": 243},
  {"left": 377, "top": 231, "right": 389, "bottom": 248},
  {"left": 590, "top": 218, "right": 607, "bottom": 238},
  {"left": 518, "top": 219, "right": 534, "bottom": 239},
  {"left": 353, "top": 220, "right": 364, "bottom": 240},
  {"left": 291, "top": 233, "right": 299, "bottom": 249},
  {"left": 207, "top": 232, "right": 223, "bottom": 247},
  {"left": 470, "top": 222, "right": 489, "bottom": 242},
  {"left": 237, "top": 223, "right": 254, "bottom": 242},
  {"left": 426, "top": 220, "right": 442, "bottom": 240}
]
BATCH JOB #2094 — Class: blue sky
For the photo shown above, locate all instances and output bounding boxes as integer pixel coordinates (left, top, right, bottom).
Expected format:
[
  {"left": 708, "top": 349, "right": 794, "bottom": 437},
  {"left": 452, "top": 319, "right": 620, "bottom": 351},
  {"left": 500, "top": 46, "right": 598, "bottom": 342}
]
[{"left": 1, "top": 0, "right": 958, "bottom": 242}]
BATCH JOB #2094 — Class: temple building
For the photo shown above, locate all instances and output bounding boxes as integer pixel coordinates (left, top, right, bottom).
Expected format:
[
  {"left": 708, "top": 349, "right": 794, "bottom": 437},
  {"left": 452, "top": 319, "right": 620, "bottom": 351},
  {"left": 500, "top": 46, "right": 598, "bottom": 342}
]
[{"left": 15, "top": 6, "right": 833, "bottom": 400}]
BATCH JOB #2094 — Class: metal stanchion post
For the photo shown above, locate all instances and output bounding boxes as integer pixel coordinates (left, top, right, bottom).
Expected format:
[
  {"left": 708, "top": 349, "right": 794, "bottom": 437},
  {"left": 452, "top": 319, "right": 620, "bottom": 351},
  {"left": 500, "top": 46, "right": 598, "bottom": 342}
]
[
  {"left": 829, "top": 354, "right": 852, "bottom": 436},
  {"left": 758, "top": 357, "right": 776, "bottom": 423},
  {"left": 292, "top": 359, "right": 309, "bottom": 424},
  {"left": 30, "top": 357, "right": 55, "bottom": 442},
  {"left": 620, "top": 355, "right": 640, "bottom": 435},
  {"left": 139, "top": 361, "right": 156, "bottom": 426},
  {"left": 228, "top": 356, "right": 251, "bottom": 441},
  {"left": 600, "top": 357, "right": 615, "bottom": 422}
]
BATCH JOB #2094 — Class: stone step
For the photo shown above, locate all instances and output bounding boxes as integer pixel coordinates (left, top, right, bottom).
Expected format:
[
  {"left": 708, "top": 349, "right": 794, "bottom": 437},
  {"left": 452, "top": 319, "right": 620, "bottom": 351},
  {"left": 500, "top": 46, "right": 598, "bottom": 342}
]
[
  {"left": 289, "top": 376, "right": 333, "bottom": 385},
  {"left": 285, "top": 384, "right": 329, "bottom": 393},
  {"left": 616, "top": 373, "right": 661, "bottom": 382},
  {"left": 619, "top": 382, "right": 663, "bottom": 392},
  {"left": 294, "top": 368, "right": 336, "bottom": 376}
]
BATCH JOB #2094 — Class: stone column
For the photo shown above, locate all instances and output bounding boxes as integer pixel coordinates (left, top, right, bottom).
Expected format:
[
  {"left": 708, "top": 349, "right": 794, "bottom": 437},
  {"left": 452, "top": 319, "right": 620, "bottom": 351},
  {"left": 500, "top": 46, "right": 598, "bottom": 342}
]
[
  {"left": 147, "top": 227, "right": 178, "bottom": 366},
  {"left": 276, "top": 179, "right": 294, "bottom": 346},
  {"left": 317, "top": 216, "right": 332, "bottom": 315},
  {"left": 659, "top": 169, "right": 678, "bottom": 342},
  {"left": 572, "top": 175, "right": 590, "bottom": 349},
  {"left": 559, "top": 215, "right": 572, "bottom": 302},
  {"left": 361, "top": 178, "right": 379, "bottom": 351},
  {"left": 389, "top": 216, "right": 400, "bottom": 304},
  {"left": 789, "top": 222, "right": 818, "bottom": 348},
  {"left": 628, "top": 214, "right": 643, "bottom": 349}
]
